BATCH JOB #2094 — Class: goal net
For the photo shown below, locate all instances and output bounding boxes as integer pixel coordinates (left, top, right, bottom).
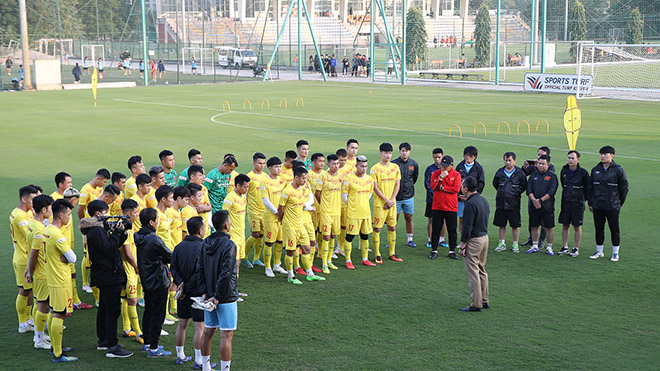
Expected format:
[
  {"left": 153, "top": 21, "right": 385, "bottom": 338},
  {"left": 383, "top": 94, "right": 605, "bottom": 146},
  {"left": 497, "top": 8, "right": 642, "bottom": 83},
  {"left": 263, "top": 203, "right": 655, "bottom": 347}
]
[
  {"left": 577, "top": 43, "right": 660, "bottom": 101},
  {"left": 181, "top": 47, "right": 214, "bottom": 74},
  {"left": 81, "top": 44, "right": 105, "bottom": 70}
]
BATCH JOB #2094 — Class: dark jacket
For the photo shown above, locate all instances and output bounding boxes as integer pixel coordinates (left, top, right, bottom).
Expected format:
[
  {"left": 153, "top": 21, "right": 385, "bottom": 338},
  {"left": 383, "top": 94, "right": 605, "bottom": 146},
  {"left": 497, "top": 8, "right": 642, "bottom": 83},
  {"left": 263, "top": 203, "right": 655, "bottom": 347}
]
[
  {"left": 80, "top": 217, "right": 128, "bottom": 287},
  {"left": 560, "top": 164, "right": 591, "bottom": 211},
  {"left": 524, "top": 162, "right": 555, "bottom": 176},
  {"left": 526, "top": 169, "right": 558, "bottom": 212},
  {"left": 135, "top": 224, "right": 172, "bottom": 292},
  {"left": 588, "top": 161, "right": 628, "bottom": 211},
  {"left": 392, "top": 157, "right": 419, "bottom": 201},
  {"left": 460, "top": 193, "right": 490, "bottom": 243},
  {"left": 171, "top": 235, "right": 203, "bottom": 296},
  {"left": 456, "top": 160, "right": 485, "bottom": 195},
  {"left": 424, "top": 164, "right": 441, "bottom": 203},
  {"left": 492, "top": 166, "right": 527, "bottom": 210},
  {"left": 196, "top": 231, "right": 238, "bottom": 303}
]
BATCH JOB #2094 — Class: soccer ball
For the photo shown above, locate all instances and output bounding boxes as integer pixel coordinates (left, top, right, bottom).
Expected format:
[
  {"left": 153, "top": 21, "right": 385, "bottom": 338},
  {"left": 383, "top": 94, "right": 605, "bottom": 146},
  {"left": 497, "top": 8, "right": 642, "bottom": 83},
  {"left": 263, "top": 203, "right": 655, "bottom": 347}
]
[{"left": 165, "top": 81, "right": 169, "bottom": 85}]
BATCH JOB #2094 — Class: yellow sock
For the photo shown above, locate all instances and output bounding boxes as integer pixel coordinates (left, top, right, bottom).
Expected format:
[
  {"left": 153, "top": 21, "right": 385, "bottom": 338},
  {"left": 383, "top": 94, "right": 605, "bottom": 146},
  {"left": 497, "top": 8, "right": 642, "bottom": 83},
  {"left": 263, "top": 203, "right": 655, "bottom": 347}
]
[
  {"left": 284, "top": 254, "right": 293, "bottom": 271},
  {"left": 35, "top": 309, "right": 48, "bottom": 333},
  {"left": 372, "top": 232, "right": 381, "bottom": 257},
  {"left": 344, "top": 239, "right": 352, "bottom": 262},
  {"left": 321, "top": 239, "right": 330, "bottom": 266},
  {"left": 244, "top": 236, "right": 256, "bottom": 261},
  {"left": 31, "top": 302, "right": 38, "bottom": 322},
  {"left": 388, "top": 230, "right": 397, "bottom": 256},
  {"left": 46, "top": 312, "right": 53, "bottom": 335},
  {"left": 81, "top": 257, "right": 89, "bottom": 286},
  {"left": 339, "top": 229, "right": 346, "bottom": 252},
  {"left": 253, "top": 237, "right": 263, "bottom": 262},
  {"left": 273, "top": 242, "right": 283, "bottom": 266},
  {"left": 294, "top": 248, "right": 301, "bottom": 269},
  {"left": 166, "top": 295, "right": 170, "bottom": 316},
  {"left": 301, "top": 253, "right": 311, "bottom": 271},
  {"left": 51, "top": 317, "right": 64, "bottom": 357},
  {"left": 263, "top": 244, "right": 273, "bottom": 268},
  {"left": 136, "top": 282, "right": 143, "bottom": 300},
  {"left": 92, "top": 286, "right": 100, "bottom": 303},
  {"left": 361, "top": 238, "right": 370, "bottom": 260},
  {"left": 128, "top": 305, "right": 142, "bottom": 335},
  {"left": 121, "top": 299, "right": 131, "bottom": 332},
  {"left": 169, "top": 291, "right": 177, "bottom": 312},
  {"left": 71, "top": 278, "right": 81, "bottom": 304},
  {"left": 16, "top": 294, "right": 28, "bottom": 323},
  {"left": 316, "top": 232, "right": 324, "bottom": 256}
]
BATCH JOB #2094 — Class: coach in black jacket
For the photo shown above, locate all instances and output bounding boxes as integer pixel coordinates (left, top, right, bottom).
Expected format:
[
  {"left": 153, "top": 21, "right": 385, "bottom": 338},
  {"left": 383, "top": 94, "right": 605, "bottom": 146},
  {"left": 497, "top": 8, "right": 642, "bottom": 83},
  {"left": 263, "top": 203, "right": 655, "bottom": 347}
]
[
  {"left": 587, "top": 146, "right": 629, "bottom": 262},
  {"left": 456, "top": 146, "right": 485, "bottom": 228},
  {"left": 558, "top": 151, "right": 591, "bottom": 257},
  {"left": 526, "top": 155, "right": 558, "bottom": 255},
  {"left": 81, "top": 200, "right": 131, "bottom": 357},
  {"left": 492, "top": 152, "right": 527, "bottom": 252}
]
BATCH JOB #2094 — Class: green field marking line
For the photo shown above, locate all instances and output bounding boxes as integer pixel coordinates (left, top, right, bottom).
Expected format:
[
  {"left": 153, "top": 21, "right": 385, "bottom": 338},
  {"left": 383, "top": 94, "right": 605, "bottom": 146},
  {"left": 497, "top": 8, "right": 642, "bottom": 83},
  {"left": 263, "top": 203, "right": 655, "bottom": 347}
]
[{"left": 114, "top": 98, "right": 660, "bottom": 162}]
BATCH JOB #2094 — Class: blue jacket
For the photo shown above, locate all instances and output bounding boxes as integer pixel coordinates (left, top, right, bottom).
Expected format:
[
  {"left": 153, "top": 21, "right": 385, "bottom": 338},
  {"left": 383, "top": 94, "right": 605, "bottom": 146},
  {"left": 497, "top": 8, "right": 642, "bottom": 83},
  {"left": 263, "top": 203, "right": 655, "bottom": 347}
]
[{"left": 424, "top": 164, "right": 441, "bottom": 203}]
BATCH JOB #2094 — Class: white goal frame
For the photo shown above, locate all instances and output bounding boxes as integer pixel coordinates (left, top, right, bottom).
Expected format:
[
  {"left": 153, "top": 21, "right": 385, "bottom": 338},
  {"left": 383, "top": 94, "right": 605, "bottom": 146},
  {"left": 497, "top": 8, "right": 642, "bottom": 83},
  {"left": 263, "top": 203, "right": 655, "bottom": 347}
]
[
  {"left": 181, "top": 47, "right": 214, "bottom": 75},
  {"left": 81, "top": 44, "right": 105, "bottom": 70}
]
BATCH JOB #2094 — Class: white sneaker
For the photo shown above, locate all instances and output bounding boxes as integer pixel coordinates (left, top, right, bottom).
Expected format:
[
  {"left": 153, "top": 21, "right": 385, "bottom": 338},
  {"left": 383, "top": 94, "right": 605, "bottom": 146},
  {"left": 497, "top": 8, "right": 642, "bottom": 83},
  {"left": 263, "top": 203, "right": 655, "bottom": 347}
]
[
  {"left": 237, "top": 297, "right": 244, "bottom": 302},
  {"left": 265, "top": 268, "right": 275, "bottom": 278},
  {"left": 34, "top": 339, "right": 51, "bottom": 349},
  {"left": 160, "top": 329, "right": 169, "bottom": 336},
  {"left": 163, "top": 319, "right": 175, "bottom": 325},
  {"left": 26, "top": 317, "right": 34, "bottom": 326},
  {"left": 546, "top": 247, "right": 554, "bottom": 256},
  {"left": 18, "top": 323, "right": 34, "bottom": 333},
  {"left": 332, "top": 253, "right": 338, "bottom": 259},
  {"left": 238, "top": 292, "right": 248, "bottom": 297},
  {"left": 610, "top": 253, "right": 619, "bottom": 262},
  {"left": 589, "top": 251, "right": 604, "bottom": 259},
  {"left": 82, "top": 285, "right": 93, "bottom": 293},
  {"left": 273, "top": 265, "right": 288, "bottom": 275},
  {"left": 568, "top": 248, "right": 580, "bottom": 257}
]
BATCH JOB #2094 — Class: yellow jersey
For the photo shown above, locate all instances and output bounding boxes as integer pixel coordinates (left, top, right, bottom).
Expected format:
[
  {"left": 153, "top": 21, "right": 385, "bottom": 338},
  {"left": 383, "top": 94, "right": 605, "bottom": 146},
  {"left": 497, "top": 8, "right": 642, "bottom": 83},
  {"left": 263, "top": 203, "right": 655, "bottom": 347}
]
[
  {"left": 302, "top": 183, "right": 313, "bottom": 224},
  {"left": 345, "top": 157, "right": 357, "bottom": 171},
  {"left": 129, "top": 194, "right": 147, "bottom": 230},
  {"left": 167, "top": 207, "right": 183, "bottom": 247},
  {"left": 146, "top": 187, "right": 158, "bottom": 208},
  {"left": 79, "top": 183, "right": 102, "bottom": 218},
  {"left": 226, "top": 170, "right": 239, "bottom": 194},
  {"left": 370, "top": 162, "right": 401, "bottom": 208},
  {"left": 181, "top": 205, "right": 199, "bottom": 235},
  {"left": 259, "top": 175, "right": 287, "bottom": 223},
  {"left": 27, "top": 219, "right": 47, "bottom": 280},
  {"left": 307, "top": 169, "right": 324, "bottom": 210},
  {"left": 156, "top": 207, "right": 174, "bottom": 250},
  {"left": 342, "top": 173, "right": 374, "bottom": 219},
  {"left": 125, "top": 176, "right": 138, "bottom": 200},
  {"left": 317, "top": 171, "right": 343, "bottom": 216},
  {"left": 10, "top": 207, "right": 33, "bottom": 266},
  {"left": 279, "top": 184, "right": 305, "bottom": 229},
  {"left": 50, "top": 192, "right": 74, "bottom": 248},
  {"left": 246, "top": 170, "right": 266, "bottom": 217},
  {"left": 198, "top": 184, "right": 211, "bottom": 232},
  {"left": 109, "top": 192, "right": 125, "bottom": 216},
  {"left": 222, "top": 191, "right": 247, "bottom": 239},
  {"left": 122, "top": 225, "right": 138, "bottom": 276},
  {"left": 43, "top": 224, "right": 72, "bottom": 287},
  {"left": 280, "top": 166, "right": 294, "bottom": 184}
]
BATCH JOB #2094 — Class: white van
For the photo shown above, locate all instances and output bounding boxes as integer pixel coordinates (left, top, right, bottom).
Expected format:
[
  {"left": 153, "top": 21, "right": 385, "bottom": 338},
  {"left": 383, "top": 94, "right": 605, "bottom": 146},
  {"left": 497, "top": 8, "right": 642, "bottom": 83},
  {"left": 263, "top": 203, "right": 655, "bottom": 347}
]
[{"left": 216, "top": 47, "right": 258, "bottom": 69}]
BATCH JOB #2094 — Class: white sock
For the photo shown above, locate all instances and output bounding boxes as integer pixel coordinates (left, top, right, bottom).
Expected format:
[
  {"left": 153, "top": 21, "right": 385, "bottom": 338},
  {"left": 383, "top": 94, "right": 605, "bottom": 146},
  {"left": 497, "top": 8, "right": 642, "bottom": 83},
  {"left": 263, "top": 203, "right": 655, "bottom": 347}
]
[
  {"left": 613, "top": 245, "right": 620, "bottom": 254},
  {"left": 306, "top": 268, "right": 314, "bottom": 276},
  {"left": 287, "top": 270, "right": 294, "bottom": 279},
  {"left": 35, "top": 331, "right": 43, "bottom": 342},
  {"left": 499, "top": 239, "right": 505, "bottom": 244},
  {"left": 596, "top": 245, "right": 604, "bottom": 253},
  {"left": 439, "top": 236, "right": 445, "bottom": 243},
  {"left": 201, "top": 355, "right": 211, "bottom": 371},
  {"left": 176, "top": 346, "right": 185, "bottom": 359},
  {"left": 532, "top": 242, "right": 538, "bottom": 248},
  {"left": 194, "top": 348, "right": 201, "bottom": 365},
  {"left": 547, "top": 243, "right": 553, "bottom": 250},
  {"left": 346, "top": 259, "right": 351, "bottom": 263},
  {"left": 221, "top": 360, "right": 231, "bottom": 370},
  {"left": 407, "top": 233, "right": 413, "bottom": 242},
  {"left": 427, "top": 236, "right": 432, "bottom": 243}
]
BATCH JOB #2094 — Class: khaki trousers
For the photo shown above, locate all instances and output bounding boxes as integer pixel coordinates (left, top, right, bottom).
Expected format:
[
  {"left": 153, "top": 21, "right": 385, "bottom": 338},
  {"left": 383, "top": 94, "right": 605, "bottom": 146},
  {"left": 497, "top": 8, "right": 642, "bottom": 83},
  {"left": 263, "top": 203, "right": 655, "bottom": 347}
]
[{"left": 463, "top": 235, "right": 489, "bottom": 308}]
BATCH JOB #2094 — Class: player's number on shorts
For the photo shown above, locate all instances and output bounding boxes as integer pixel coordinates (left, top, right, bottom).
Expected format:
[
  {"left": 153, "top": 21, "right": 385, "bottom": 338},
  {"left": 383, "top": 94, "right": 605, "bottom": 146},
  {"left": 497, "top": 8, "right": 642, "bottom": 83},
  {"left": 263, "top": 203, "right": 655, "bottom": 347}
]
[
  {"left": 129, "top": 285, "right": 136, "bottom": 295},
  {"left": 267, "top": 232, "right": 272, "bottom": 239},
  {"left": 348, "top": 225, "right": 354, "bottom": 232},
  {"left": 374, "top": 218, "right": 380, "bottom": 225},
  {"left": 288, "top": 240, "right": 294, "bottom": 247},
  {"left": 323, "top": 225, "right": 328, "bottom": 232},
  {"left": 67, "top": 298, "right": 73, "bottom": 309}
]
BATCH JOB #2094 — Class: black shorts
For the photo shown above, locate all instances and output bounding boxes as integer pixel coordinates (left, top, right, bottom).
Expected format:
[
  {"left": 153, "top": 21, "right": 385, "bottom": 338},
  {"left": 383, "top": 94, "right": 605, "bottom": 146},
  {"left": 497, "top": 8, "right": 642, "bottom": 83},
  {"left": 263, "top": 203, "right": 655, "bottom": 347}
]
[
  {"left": 99, "top": 69, "right": 104, "bottom": 72},
  {"left": 528, "top": 207, "right": 555, "bottom": 229},
  {"left": 177, "top": 296, "right": 204, "bottom": 322},
  {"left": 558, "top": 208, "right": 584, "bottom": 227},
  {"left": 425, "top": 202, "right": 433, "bottom": 218},
  {"left": 493, "top": 208, "right": 521, "bottom": 228}
]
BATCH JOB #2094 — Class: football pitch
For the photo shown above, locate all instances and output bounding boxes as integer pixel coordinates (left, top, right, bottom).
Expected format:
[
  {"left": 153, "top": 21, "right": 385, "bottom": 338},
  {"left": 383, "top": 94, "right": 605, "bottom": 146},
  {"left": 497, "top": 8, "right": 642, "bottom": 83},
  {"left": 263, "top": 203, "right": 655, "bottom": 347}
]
[{"left": 1, "top": 80, "right": 659, "bottom": 370}]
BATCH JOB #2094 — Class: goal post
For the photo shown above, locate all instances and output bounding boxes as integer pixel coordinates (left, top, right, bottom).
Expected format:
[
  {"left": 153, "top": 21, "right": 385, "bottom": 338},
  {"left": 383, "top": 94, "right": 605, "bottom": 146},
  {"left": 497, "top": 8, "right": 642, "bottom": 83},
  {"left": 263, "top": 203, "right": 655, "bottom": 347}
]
[
  {"left": 577, "top": 43, "right": 660, "bottom": 101},
  {"left": 81, "top": 44, "right": 105, "bottom": 69},
  {"left": 180, "top": 47, "right": 214, "bottom": 75}
]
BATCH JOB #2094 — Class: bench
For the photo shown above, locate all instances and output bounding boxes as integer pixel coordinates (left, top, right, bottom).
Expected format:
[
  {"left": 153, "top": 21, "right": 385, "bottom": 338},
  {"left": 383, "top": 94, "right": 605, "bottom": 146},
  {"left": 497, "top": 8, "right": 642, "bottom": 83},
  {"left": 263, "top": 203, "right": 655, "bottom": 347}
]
[
  {"left": 455, "top": 58, "right": 467, "bottom": 68},
  {"left": 429, "top": 59, "right": 444, "bottom": 69},
  {"left": 508, "top": 56, "right": 522, "bottom": 66},
  {"left": 445, "top": 73, "right": 484, "bottom": 81},
  {"left": 418, "top": 72, "right": 442, "bottom": 79}
]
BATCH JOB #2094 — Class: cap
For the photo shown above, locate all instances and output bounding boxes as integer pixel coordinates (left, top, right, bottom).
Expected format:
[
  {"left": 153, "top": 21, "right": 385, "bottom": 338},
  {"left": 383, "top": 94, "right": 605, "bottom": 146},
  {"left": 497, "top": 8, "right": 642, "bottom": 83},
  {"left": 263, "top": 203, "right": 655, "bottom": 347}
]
[
  {"left": 440, "top": 155, "right": 454, "bottom": 166},
  {"left": 63, "top": 187, "right": 80, "bottom": 198}
]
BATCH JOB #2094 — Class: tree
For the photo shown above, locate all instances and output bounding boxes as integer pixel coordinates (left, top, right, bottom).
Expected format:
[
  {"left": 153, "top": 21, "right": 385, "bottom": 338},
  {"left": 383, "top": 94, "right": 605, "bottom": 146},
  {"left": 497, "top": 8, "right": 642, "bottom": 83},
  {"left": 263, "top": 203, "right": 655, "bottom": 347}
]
[
  {"left": 569, "top": 0, "right": 587, "bottom": 60},
  {"left": 405, "top": 6, "right": 427, "bottom": 70},
  {"left": 474, "top": 4, "right": 491, "bottom": 68},
  {"left": 625, "top": 7, "right": 643, "bottom": 44}
]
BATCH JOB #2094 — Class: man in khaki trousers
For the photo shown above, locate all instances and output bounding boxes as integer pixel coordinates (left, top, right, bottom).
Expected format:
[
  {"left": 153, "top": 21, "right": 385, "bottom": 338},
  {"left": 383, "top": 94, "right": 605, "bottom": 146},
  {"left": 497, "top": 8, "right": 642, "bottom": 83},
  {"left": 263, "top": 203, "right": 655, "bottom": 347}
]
[{"left": 457, "top": 177, "right": 490, "bottom": 312}]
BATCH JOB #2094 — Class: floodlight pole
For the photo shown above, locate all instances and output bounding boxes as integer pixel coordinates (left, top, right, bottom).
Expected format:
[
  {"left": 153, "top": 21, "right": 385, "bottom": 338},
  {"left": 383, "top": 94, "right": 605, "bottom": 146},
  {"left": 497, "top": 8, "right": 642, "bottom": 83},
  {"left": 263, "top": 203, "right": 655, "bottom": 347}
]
[
  {"left": 297, "top": 0, "right": 301, "bottom": 79},
  {"left": 540, "top": 0, "right": 547, "bottom": 73},
  {"left": 141, "top": 0, "right": 148, "bottom": 86},
  {"left": 529, "top": 0, "right": 535, "bottom": 70},
  {"left": 494, "top": 0, "right": 501, "bottom": 84},
  {"left": 370, "top": 0, "right": 374, "bottom": 83},
  {"left": 18, "top": 0, "right": 32, "bottom": 89},
  {"left": 402, "top": 0, "right": 406, "bottom": 85}
]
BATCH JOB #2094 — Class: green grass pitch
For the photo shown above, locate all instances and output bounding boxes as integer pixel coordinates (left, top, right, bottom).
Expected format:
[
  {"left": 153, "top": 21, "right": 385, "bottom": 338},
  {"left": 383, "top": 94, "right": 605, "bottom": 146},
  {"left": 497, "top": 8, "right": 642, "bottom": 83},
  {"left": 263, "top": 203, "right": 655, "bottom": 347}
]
[{"left": 1, "top": 80, "right": 659, "bottom": 370}]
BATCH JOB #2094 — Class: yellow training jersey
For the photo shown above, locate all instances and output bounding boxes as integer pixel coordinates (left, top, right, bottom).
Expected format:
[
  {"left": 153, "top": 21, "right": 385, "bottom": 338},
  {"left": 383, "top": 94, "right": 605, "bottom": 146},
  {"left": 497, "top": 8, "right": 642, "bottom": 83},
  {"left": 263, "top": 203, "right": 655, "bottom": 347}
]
[
  {"left": 307, "top": 169, "right": 324, "bottom": 210},
  {"left": 226, "top": 170, "right": 239, "bottom": 194},
  {"left": 259, "top": 175, "right": 287, "bottom": 222},
  {"left": 27, "top": 218, "right": 47, "bottom": 280},
  {"left": 246, "top": 170, "right": 266, "bottom": 217},
  {"left": 50, "top": 192, "right": 74, "bottom": 248},
  {"left": 10, "top": 207, "right": 33, "bottom": 266},
  {"left": 122, "top": 226, "right": 138, "bottom": 275},
  {"left": 156, "top": 207, "right": 174, "bottom": 250},
  {"left": 167, "top": 207, "right": 183, "bottom": 247},
  {"left": 279, "top": 184, "right": 306, "bottom": 229},
  {"left": 280, "top": 166, "right": 294, "bottom": 184},
  {"left": 181, "top": 205, "right": 199, "bottom": 236},
  {"left": 198, "top": 185, "right": 211, "bottom": 232},
  {"left": 317, "top": 171, "right": 343, "bottom": 216},
  {"left": 342, "top": 173, "right": 374, "bottom": 219},
  {"left": 222, "top": 191, "right": 247, "bottom": 239},
  {"left": 43, "top": 224, "right": 72, "bottom": 287},
  {"left": 109, "top": 192, "right": 125, "bottom": 216},
  {"left": 129, "top": 194, "right": 147, "bottom": 230},
  {"left": 124, "top": 176, "right": 138, "bottom": 200},
  {"left": 79, "top": 183, "right": 102, "bottom": 218},
  {"left": 370, "top": 162, "right": 401, "bottom": 208},
  {"left": 146, "top": 187, "right": 158, "bottom": 208},
  {"left": 345, "top": 158, "right": 357, "bottom": 172}
]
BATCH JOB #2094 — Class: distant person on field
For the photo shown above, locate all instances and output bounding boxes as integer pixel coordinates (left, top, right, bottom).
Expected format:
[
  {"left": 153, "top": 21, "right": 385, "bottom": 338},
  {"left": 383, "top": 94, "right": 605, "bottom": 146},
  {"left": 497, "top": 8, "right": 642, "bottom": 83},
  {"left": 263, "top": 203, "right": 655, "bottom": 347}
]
[
  {"left": 342, "top": 56, "right": 349, "bottom": 76},
  {"left": 83, "top": 57, "right": 90, "bottom": 75},
  {"left": 492, "top": 152, "right": 527, "bottom": 253},
  {"left": 72, "top": 63, "right": 81, "bottom": 83},
  {"left": 558, "top": 150, "right": 590, "bottom": 257},
  {"left": 158, "top": 60, "right": 166, "bottom": 79},
  {"left": 139, "top": 60, "right": 145, "bottom": 78},
  {"left": 97, "top": 58, "right": 104, "bottom": 79},
  {"left": 5, "top": 56, "right": 13, "bottom": 75},
  {"left": 151, "top": 60, "right": 157, "bottom": 82},
  {"left": 191, "top": 57, "right": 197, "bottom": 74}
]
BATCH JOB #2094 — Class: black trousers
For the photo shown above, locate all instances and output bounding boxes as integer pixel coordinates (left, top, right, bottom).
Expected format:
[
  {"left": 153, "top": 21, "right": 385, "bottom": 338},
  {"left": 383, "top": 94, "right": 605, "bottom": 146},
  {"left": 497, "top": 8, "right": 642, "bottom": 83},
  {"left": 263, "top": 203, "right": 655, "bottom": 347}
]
[
  {"left": 143, "top": 286, "right": 169, "bottom": 349},
  {"left": 97, "top": 283, "right": 123, "bottom": 348},
  {"left": 431, "top": 210, "right": 457, "bottom": 252},
  {"left": 593, "top": 208, "right": 620, "bottom": 246}
]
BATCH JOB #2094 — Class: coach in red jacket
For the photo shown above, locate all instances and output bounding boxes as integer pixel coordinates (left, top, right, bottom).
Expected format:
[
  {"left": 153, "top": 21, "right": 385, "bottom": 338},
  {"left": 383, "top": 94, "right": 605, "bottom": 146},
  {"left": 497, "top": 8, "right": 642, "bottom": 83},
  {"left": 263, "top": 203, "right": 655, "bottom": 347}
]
[{"left": 429, "top": 156, "right": 462, "bottom": 259}]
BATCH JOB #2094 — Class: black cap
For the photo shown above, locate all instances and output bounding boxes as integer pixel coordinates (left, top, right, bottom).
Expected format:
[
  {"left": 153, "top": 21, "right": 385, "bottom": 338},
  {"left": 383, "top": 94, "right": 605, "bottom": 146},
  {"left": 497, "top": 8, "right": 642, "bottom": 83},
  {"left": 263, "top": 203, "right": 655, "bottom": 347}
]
[
  {"left": 379, "top": 142, "right": 393, "bottom": 152},
  {"left": 440, "top": 155, "right": 453, "bottom": 166}
]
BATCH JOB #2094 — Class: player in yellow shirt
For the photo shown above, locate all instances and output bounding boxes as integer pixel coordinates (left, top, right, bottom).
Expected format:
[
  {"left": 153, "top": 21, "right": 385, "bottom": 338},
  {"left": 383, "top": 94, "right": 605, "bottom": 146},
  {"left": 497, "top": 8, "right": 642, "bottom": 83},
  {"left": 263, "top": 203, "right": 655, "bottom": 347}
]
[
  {"left": 370, "top": 143, "right": 403, "bottom": 263},
  {"left": 118, "top": 198, "right": 144, "bottom": 344},
  {"left": 25, "top": 194, "right": 54, "bottom": 349},
  {"left": 307, "top": 153, "right": 326, "bottom": 251},
  {"left": 183, "top": 184, "right": 203, "bottom": 237},
  {"left": 188, "top": 165, "right": 213, "bottom": 233},
  {"left": 223, "top": 174, "right": 250, "bottom": 299},
  {"left": 295, "top": 159, "right": 323, "bottom": 275},
  {"left": 335, "top": 148, "right": 353, "bottom": 258},
  {"left": 44, "top": 199, "right": 78, "bottom": 362},
  {"left": 342, "top": 155, "right": 376, "bottom": 269},
  {"left": 260, "top": 157, "right": 287, "bottom": 277},
  {"left": 154, "top": 185, "right": 179, "bottom": 320},
  {"left": 10, "top": 185, "right": 38, "bottom": 333},
  {"left": 125, "top": 155, "right": 146, "bottom": 200},
  {"left": 109, "top": 172, "right": 127, "bottom": 216},
  {"left": 129, "top": 173, "right": 152, "bottom": 231},
  {"left": 315, "top": 154, "right": 343, "bottom": 273},
  {"left": 146, "top": 165, "right": 166, "bottom": 208},
  {"left": 345, "top": 138, "right": 359, "bottom": 171},
  {"left": 278, "top": 166, "right": 325, "bottom": 284},
  {"left": 169, "top": 186, "right": 189, "bottom": 247},
  {"left": 244, "top": 153, "right": 267, "bottom": 268},
  {"left": 280, "top": 150, "right": 297, "bottom": 184}
]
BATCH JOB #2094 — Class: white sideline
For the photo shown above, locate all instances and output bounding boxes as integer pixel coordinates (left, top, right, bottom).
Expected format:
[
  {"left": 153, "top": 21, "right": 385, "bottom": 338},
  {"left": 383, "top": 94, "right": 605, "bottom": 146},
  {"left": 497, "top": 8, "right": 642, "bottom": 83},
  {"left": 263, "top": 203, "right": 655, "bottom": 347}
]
[
  {"left": 113, "top": 98, "right": 660, "bottom": 162},
  {"left": 63, "top": 82, "right": 136, "bottom": 90}
]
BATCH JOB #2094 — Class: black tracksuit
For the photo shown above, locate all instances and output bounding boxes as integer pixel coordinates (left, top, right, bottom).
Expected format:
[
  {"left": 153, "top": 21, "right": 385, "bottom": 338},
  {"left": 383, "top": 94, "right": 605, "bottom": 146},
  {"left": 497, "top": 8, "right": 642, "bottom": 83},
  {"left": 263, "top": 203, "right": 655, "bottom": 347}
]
[
  {"left": 492, "top": 166, "right": 527, "bottom": 210},
  {"left": 196, "top": 231, "right": 238, "bottom": 304},
  {"left": 392, "top": 157, "right": 419, "bottom": 201},
  {"left": 456, "top": 160, "right": 486, "bottom": 196},
  {"left": 171, "top": 235, "right": 204, "bottom": 321},
  {"left": 526, "top": 169, "right": 558, "bottom": 228},
  {"left": 588, "top": 161, "right": 629, "bottom": 246}
]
